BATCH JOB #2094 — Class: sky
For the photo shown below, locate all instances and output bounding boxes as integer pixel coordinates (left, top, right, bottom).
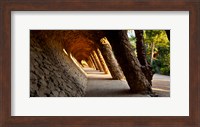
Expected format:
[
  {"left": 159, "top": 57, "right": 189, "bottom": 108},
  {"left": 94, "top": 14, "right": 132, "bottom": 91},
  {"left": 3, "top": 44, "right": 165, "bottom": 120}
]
[{"left": 127, "top": 30, "right": 135, "bottom": 38}]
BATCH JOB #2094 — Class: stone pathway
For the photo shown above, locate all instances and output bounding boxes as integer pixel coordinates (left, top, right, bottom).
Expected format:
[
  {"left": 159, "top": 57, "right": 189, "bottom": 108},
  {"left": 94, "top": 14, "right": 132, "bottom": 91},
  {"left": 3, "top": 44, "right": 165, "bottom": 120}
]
[
  {"left": 152, "top": 74, "right": 170, "bottom": 97},
  {"left": 83, "top": 68, "right": 170, "bottom": 97}
]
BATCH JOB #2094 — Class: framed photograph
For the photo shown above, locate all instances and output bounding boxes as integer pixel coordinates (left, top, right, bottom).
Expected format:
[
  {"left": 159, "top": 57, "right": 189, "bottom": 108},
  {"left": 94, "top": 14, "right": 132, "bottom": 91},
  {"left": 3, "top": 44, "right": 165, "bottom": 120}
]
[{"left": 0, "top": 0, "right": 199, "bottom": 127}]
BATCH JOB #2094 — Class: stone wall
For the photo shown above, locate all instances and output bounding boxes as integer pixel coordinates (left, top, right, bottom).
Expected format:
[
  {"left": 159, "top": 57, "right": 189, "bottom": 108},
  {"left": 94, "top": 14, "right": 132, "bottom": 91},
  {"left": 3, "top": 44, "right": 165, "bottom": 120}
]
[{"left": 30, "top": 31, "right": 87, "bottom": 97}]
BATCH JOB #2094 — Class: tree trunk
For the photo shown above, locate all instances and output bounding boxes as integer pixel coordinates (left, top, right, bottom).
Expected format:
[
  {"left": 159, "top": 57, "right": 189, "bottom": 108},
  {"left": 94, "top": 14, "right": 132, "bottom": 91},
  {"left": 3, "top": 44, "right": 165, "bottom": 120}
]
[
  {"left": 165, "top": 30, "right": 170, "bottom": 41},
  {"left": 105, "top": 30, "right": 152, "bottom": 93},
  {"left": 99, "top": 38, "right": 124, "bottom": 80},
  {"left": 135, "top": 30, "right": 153, "bottom": 85},
  {"left": 150, "top": 41, "right": 155, "bottom": 65}
]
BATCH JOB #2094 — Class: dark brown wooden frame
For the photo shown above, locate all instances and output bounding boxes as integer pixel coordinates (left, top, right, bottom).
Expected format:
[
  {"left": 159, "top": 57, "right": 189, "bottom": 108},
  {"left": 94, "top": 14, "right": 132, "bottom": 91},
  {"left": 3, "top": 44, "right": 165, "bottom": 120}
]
[{"left": 0, "top": 0, "right": 199, "bottom": 127}]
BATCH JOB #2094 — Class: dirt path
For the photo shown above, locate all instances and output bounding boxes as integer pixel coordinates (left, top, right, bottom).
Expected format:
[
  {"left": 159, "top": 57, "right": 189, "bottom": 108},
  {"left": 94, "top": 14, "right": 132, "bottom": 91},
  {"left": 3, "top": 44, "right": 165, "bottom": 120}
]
[{"left": 84, "top": 68, "right": 170, "bottom": 97}]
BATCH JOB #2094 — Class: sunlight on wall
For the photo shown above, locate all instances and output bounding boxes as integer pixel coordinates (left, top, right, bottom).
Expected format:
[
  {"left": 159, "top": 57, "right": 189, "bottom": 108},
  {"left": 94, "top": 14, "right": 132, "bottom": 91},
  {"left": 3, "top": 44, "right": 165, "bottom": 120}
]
[
  {"left": 69, "top": 53, "right": 87, "bottom": 76},
  {"left": 63, "top": 48, "right": 68, "bottom": 56},
  {"left": 81, "top": 60, "right": 89, "bottom": 67}
]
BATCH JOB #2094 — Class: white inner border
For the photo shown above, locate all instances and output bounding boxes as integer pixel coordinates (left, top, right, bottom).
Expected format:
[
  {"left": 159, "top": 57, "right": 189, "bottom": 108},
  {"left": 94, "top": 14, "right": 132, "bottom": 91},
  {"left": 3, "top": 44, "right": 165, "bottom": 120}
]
[{"left": 11, "top": 11, "right": 189, "bottom": 116}]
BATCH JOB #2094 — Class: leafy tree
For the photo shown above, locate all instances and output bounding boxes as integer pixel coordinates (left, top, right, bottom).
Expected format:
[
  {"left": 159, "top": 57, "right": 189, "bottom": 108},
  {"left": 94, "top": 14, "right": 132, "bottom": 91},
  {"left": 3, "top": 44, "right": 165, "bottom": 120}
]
[
  {"left": 144, "top": 30, "right": 170, "bottom": 75},
  {"left": 127, "top": 30, "right": 137, "bottom": 52},
  {"left": 128, "top": 30, "right": 170, "bottom": 76}
]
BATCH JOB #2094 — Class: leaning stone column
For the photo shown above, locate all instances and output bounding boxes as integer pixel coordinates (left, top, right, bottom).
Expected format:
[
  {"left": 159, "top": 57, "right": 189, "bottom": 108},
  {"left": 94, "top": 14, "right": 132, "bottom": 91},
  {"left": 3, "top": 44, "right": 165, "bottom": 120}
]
[
  {"left": 92, "top": 51, "right": 104, "bottom": 72},
  {"left": 95, "top": 48, "right": 110, "bottom": 74},
  {"left": 105, "top": 30, "right": 152, "bottom": 94},
  {"left": 86, "top": 59, "right": 93, "bottom": 68},
  {"left": 99, "top": 38, "right": 124, "bottom": 80},
  {"left": 88, "top": 56, "right": 96, "bottom": 69},
  {"left": 90, "top": 54, "right": 99, "bottom": 70}
]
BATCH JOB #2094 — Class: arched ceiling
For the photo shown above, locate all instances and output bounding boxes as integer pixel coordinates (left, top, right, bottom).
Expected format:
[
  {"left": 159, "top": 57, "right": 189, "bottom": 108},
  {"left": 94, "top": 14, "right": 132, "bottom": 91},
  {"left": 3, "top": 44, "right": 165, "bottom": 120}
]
[
  {"left": 62, "top": 30, "right": 105, "bottom": 61},
  {"left": 34, "top": 30, "right": 106, "bottom": 62}
]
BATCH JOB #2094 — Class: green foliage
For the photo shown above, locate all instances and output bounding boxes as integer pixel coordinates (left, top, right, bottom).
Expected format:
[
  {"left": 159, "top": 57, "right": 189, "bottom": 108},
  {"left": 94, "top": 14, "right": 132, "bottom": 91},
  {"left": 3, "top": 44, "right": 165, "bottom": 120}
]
[
  {"left": 128, "top": 30, "right": 170, "bottom": 76},
  {"left": 145, "top": 30, "right": 170, "bottom": 75},
  {"left": 144, "top": 30, "right": 167, "bottom": 44},
  {"left": 127, "top": 30, "right": 137, "bottom": 54}
]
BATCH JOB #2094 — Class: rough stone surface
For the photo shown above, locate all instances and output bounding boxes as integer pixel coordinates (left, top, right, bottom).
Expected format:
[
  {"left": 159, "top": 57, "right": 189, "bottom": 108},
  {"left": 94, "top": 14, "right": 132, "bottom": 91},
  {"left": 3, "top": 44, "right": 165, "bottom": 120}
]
[
  {"left": 30, "top": 31, "right": 87, "bottom": 97},
  {"left": 105, "top": 30, "right": 152, "bottom": 94},
  {"left": 95, "top": 49, "right": 110, "bottom": 74},
  {"left": 99, "top": 37, "right": 125, "bottom": 80}
]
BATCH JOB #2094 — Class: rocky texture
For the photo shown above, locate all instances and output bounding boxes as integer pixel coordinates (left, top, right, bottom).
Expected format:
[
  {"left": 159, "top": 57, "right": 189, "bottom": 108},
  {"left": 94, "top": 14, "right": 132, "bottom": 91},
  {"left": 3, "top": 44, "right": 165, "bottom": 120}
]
[
  {"left": 90, "top": 54, "right": 99, "bottom": 70},
  {"left": 30, "top": 31, "right": 87, "bottom": 97},
  {"left": 98, "top": 37, "right": 125, "bottom": 80},
  {"left": 92, "top": 51, "right": 104, "bottom": 72},
  {"left": 88, "top": 56, "right": 96, "bottom": 69},
  {"left": 95, "top": 49, "right": 110, "bottom": 74},
  {"left": 105, "top": 30, "right": 152, "bottom": 94}
]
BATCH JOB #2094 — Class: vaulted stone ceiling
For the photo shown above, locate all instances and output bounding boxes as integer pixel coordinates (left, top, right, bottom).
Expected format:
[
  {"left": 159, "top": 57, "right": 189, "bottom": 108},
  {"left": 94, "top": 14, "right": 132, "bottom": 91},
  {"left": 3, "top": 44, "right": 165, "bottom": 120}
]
[
  {"left": 33, "top": 30, "right": 105, "bottom": 62},
  {"left": 61, "top": 30, "right": 105, "bottom": 62}
]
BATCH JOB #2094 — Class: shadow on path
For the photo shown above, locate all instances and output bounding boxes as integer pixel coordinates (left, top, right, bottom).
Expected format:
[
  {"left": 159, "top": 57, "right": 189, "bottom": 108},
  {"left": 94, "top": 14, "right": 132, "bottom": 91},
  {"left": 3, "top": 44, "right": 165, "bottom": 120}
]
[{"left": 83, "top": 68, "right": 170, "bottom": 97}]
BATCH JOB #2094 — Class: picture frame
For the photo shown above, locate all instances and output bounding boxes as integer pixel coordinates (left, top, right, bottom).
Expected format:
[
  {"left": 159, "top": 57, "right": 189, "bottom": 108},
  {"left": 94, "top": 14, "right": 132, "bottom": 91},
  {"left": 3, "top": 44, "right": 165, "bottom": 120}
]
[{"left": 0, "top": 0, "right": 199, "bottom": 126}]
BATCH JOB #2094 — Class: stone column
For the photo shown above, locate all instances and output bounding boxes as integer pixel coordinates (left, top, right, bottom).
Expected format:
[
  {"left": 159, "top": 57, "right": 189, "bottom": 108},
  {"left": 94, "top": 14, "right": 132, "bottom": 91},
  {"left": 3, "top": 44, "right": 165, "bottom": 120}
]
[
  {"left": 90, "top": 54, "right": 99, "bottom": 70},
  {"left": 92, "top": 51, "right": 104, "bottom": 72},
  {"left": 88, "top": 56, "right": 96, "bottom": 69},
  {"left": 87, "top": 57, "right": 95, "bottom": 69},
  {"left": 99, "top": 38, "right": 124, "bottom": 80},
  {"left": 105, "top": 30, "right": 152, "bottom": 94},
  {"left": 86, "top": 59, "right": 93, "bottom": 68},
  {"left": 95, "top": 48, "right": 110, "bottom": 74}
]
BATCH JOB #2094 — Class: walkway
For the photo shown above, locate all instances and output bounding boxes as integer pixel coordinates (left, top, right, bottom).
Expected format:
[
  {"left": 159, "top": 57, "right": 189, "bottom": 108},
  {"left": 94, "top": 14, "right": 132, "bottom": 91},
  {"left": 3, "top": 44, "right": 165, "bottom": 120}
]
[
  {"left": 152, "top": 74, "right": 170, "bottom": 97},
  {"left": 83, "top": 68, "right": 170, "bottom": 97}
]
